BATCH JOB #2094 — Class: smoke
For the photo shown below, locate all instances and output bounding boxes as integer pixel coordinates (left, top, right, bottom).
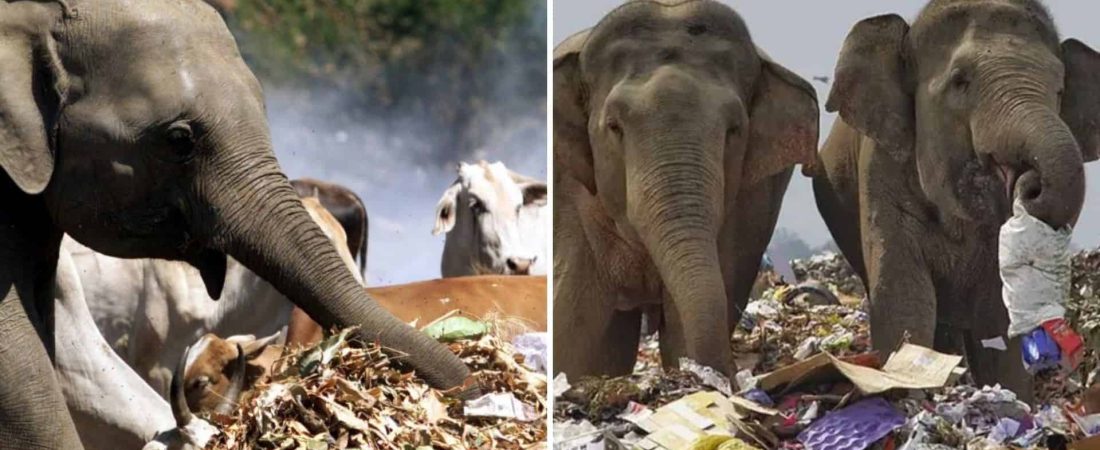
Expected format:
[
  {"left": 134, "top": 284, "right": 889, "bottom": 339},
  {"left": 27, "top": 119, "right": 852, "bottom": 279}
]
[{"left": 260, "top": 2, "right": 546, "bottom": 285}]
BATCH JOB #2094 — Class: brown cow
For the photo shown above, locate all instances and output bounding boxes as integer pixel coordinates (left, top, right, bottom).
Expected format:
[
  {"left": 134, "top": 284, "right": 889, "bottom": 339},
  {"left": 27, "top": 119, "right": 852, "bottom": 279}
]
[
  {"left": 179, "top": 275, "right": 546, "bottom": 414},
  {"left": 287, "top": 275, "right": 547, "bottom": 347},
  {"left": 291, "top": 178, "right": 369, "bottom": 279}
]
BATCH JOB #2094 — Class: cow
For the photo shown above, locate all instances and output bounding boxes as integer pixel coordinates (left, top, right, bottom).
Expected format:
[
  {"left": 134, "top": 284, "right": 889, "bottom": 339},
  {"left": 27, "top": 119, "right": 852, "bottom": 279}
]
[
  {"left": 290, "top": 178, "right": 369, "bottom": 279},
  {"left": 182, "top": 274, "right": 547, "bottom": 414},
  {"left": 54, "top": 241, "right": 232, "bottom": 450},
  {"left": 286, "top": 274, "right": 548, "bottom": 347},
  {"left": 432, "top": 161, "right": 548, "bottom": 277},
  {"left": 129, "top": 195, "right": 363, "bottom": 396}
]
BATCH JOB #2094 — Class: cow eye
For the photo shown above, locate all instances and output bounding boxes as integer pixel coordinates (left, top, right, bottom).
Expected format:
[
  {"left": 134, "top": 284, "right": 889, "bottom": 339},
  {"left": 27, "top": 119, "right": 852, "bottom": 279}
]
[
  {"left": 189, "top": 376, "right": 210, "bottom": 390},
  {"left": 469, "top": 197, "right": 486, "bottom": 215}
]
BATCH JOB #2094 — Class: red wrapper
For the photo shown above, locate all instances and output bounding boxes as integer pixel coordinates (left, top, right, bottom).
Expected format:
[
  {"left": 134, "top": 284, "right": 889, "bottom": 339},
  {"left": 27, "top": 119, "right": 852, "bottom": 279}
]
[{"left": 1042, "top": 318, "right": 1084, "bottom": 371}]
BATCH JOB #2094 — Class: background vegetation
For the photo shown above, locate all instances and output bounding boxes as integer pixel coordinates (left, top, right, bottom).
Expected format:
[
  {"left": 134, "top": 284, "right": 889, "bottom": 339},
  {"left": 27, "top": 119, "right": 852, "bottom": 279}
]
[{"left": 219, "top": 0, "right": 546, "bottom": 163}]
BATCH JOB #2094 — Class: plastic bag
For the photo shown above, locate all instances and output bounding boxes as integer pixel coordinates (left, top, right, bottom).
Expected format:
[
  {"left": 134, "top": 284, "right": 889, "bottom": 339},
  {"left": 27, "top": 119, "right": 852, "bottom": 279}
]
[
  {"left": 998, "top": 200, "right": 1072, "bottom": 337},
  {"left": 1021, "top": 327, "right": 1061, "bottom": 374},
  {"left": 422, "top": 316, "right": 489, "bottom": 341}
]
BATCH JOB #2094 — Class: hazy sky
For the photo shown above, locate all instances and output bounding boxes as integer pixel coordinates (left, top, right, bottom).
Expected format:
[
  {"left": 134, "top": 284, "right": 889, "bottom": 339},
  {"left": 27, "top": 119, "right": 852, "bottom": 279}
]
[
  {"left": 554, "top": 1, "right": 1100, "bottom": 249},
  {"left": 268, "top": 92, "right": 545, "bottom": 286}
]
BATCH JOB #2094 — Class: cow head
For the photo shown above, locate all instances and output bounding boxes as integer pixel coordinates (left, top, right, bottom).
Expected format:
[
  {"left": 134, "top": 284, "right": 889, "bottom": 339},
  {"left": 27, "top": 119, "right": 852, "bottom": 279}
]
[
  {"left": 178, "top": 332, "right": 280, "bottom": 415},
  {"left": 433, "top": 161, "right": 548, "bottom": 276},
  {"left": 143, "top": 341, "right": 250, "bottom": 450}
]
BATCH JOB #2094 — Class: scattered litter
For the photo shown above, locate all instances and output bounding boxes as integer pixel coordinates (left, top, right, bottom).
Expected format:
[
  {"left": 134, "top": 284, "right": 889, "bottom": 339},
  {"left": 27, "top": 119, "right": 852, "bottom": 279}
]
[
  {"left": 514, "top": 332, "right": 549, "bottom": 372},
  {"left": 208, "top": 318, "right": 546, "bottom": 449},
  {"left": 982, "top": 337, "right": 1008, "bottom": 351},
  {"left": 465, "top": 392, "right": 540, "bottom": 421},
  {"left": 681, "top": 358, "right": 733, "bottom": 396},
  {"left": 798, "top": 397, "right": 904, "bottom": 450},
  {"left": 422, "top": 315, "right": 490, "bottom": 341},
  {"left": 554, "top": 248, "right": 1100, "bottom": 449}
]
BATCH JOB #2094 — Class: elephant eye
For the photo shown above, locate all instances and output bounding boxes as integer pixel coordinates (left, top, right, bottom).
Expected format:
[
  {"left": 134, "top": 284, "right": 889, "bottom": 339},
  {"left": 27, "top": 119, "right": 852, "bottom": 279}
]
[
  {"left": 165, "top": 121, "right": 196, "bottom": 161},
  {"left": 606, "top": 121, "right": 623, "bottom": 137},
  {"left": 949, "top": 68, "right": 970, "bottom": 91}
]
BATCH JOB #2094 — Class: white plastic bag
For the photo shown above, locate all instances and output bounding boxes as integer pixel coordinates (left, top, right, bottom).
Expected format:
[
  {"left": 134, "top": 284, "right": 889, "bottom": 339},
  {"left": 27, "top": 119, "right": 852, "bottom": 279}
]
[{"left": 998, "top": 200, "right": 1071, "bottom": 337}]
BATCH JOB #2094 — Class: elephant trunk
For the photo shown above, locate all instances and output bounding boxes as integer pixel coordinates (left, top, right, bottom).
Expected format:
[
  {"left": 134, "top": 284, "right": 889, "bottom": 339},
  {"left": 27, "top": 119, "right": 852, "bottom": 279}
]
[
  {"left": 205, "top": 151, "right": 470, "bottom": 389},
  {"left": 977, "top": 101, "right": 1085, "bottom": 228},
  {"left": 629, "top": 141, "right": 733, "bottom": 374}
]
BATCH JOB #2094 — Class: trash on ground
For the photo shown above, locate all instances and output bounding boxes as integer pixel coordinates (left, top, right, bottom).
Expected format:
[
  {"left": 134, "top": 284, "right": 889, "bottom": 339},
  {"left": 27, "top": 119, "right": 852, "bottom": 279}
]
[
  {"left": 554, "top": 247, "right": 1100, "bottom": 449},
  {"left": 422, "top": 314, "right": 491, "bottom": 341},
  {"left": 514, "top": 332, "right": 549, "bottom": 373},
  {"left": 208, "top": 315, "right": 546, "bottom": 449}
]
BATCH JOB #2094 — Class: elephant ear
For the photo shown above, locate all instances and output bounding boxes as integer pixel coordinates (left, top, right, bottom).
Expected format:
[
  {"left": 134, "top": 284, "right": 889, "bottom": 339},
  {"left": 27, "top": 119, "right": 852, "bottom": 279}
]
[
  {"left": 826, "top": 14, "right": 913, "bottom": 154},
  {"left": 743, "top": 48, "right": 819, "bottom": 184},
  {"left": 0, "top": 26, "right": 58, "bottom": 194},
  {"left": 1061, "top": 38, "right": 1100, "bottom": 163},
  {"left": 554, "top": 29, "right": 596, "bottom": 193}
]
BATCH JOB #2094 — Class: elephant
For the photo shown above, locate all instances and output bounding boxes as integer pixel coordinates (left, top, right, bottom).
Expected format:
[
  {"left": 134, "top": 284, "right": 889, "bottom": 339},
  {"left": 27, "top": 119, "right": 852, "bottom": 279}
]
[
  {"left": 553, "top": 0, "right": 819, "bottom": 378},
  {"left": 0, "top": 0, "right": 471, "bottom": 446},
  {"left": 812, "top": 0, "right": 1100, "bottom": 400}
]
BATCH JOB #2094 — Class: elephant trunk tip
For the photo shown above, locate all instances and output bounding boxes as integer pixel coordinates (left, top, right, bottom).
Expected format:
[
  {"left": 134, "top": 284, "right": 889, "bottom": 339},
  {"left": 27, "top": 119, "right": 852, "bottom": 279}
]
[{"left": 1012, "top": 165, "right": 1085, "bottom": 229}]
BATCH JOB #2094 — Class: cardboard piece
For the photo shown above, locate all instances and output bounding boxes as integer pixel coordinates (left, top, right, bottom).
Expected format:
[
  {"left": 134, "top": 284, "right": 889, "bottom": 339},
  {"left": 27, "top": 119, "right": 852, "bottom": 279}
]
[
  {"left": 756, "top": 344, "right": 963, "bottom": 395},
  {"left": 1071, "top": 435, "right": 1100, "bottom": 450},
  {"left": 634, "top": 391, "right": 737, "bottom": 449}
]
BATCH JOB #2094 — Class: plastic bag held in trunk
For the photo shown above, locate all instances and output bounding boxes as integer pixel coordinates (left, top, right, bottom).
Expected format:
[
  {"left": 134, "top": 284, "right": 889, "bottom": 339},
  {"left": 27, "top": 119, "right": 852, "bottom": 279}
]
[{"left": 998, "top": 199, "right": 1072, "bottom": 338}]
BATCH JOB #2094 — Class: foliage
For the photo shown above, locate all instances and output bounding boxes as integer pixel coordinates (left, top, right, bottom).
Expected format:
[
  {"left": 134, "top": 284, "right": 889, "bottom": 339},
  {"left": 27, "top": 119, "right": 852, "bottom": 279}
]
[{"left": 224, "top": 0, "right": 546, "bottom": 160}]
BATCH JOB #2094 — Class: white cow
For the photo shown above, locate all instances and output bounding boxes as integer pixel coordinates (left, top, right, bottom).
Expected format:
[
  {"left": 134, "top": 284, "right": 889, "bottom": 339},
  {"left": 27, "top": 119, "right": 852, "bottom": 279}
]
[
  {"left": 55, "top": 243, "right": 221, "bottom": 450},
  {"left": 60, "top": 196, "right": 363, "bottom": 397},
  {"left": 432, "top": 160, "right": 548, "bottom": 277}
]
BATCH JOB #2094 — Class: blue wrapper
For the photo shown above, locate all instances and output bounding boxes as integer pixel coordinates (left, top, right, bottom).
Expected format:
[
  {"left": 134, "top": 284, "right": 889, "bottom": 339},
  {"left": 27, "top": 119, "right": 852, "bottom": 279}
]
[{"left": 1022, "top": 327, "right": 1061, "bottom": 374}]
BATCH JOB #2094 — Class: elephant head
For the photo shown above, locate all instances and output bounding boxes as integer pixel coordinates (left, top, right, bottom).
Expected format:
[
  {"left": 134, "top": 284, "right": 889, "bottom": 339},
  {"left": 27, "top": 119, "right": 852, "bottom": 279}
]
[
  {"left": 0, "top": 0, "right": 468, "bottom": 393},
  {"left": 555, "top": 0, "right": 817, "bottom": 373},
  {"left": 828, "top": 0, "right": 1100, "bottom": 228}
]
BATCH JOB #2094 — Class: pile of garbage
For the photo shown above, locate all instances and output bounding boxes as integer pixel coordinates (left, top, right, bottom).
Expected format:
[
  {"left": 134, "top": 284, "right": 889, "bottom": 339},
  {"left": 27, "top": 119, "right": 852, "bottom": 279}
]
[
  {"left": 207, "top": 315, "right": 547, "bottom": 449},
  {"left": 789, "top": 252, "right": 865, "bottom": 299},
  {"left": 555, "top": 246, "right": 1100, "bottom": 450}
]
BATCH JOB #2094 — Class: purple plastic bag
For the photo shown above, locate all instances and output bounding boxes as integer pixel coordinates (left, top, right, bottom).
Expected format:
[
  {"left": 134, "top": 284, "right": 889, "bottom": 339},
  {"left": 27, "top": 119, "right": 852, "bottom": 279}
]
[{"left": 797, "top": 397, "right": 905, "bottom": 450}]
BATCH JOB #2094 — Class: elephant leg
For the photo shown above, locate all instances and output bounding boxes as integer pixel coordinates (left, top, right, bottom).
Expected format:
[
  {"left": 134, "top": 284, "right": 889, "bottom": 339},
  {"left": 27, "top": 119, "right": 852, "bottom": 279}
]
[
  {"left": 964, "top": 285, "right": 1032, "bottom": 402},
  {"left": 0, "top": 286, "right": 82, "bottom": 448},
  {"left": 553, "top": 276, "right": 640, "bottom": 377},
  {"left": 866, "top": 251, "right": 937, "bottom": 352},
  {"left": 552, "top": 214, "right": 640, "bottom": 378},
  {"left": 813, "top": 172, "right": 866, "bottom": 286}
]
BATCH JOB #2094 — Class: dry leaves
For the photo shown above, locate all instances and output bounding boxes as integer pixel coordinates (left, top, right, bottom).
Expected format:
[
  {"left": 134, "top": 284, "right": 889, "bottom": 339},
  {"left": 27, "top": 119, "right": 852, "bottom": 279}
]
[{"left": 206, "top": 324, "right": 546, "bottom": 450}]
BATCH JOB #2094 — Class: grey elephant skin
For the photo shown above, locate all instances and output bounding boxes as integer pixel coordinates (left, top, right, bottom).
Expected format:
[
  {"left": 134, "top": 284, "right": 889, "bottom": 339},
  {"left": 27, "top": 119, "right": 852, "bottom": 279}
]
[
  {"left": 0, "top": 0, "right": 469, "bottom": 447},
  {"left": 812, "top": 0, "right": 1100, "bottom": 400},
  {"left": 554, "top": 0, "right": 819, "bottom": 378}
]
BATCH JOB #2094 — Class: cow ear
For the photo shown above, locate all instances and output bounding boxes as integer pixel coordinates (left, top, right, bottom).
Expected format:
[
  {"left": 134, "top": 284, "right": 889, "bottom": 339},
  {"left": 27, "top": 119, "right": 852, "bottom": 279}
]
[
  {"left": 0, "top": 20, "right": 64, "bottom": 194},
  {"left": 521, "top": 181, "right": 547, "bottom": 207},
  {"left": 743, "top": 48, "right": 820, "bottom": 184},
  {"left": 432, "top": 180, "right": 462, "bottom": 236},
  {"left": 508, "top": 170, "right": 547, "bottom": 207},
  {"left": 554, "top": 29, "right": 596, "bottom": 193},
  {"left": 226, "top": 331, "right": 280, "bottom": 359},
  {"left": 1062, "top": 38, "right": 1100, "bottom": 163}
]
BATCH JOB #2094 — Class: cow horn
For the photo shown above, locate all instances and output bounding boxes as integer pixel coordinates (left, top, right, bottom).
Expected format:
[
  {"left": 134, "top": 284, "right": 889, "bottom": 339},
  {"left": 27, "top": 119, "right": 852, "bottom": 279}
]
[
  {"left": 215, "top": 343, "right": 247, "bottom": 415},
  {"left": 171, "top": 345, "right": 195, "bottom": 426}
]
